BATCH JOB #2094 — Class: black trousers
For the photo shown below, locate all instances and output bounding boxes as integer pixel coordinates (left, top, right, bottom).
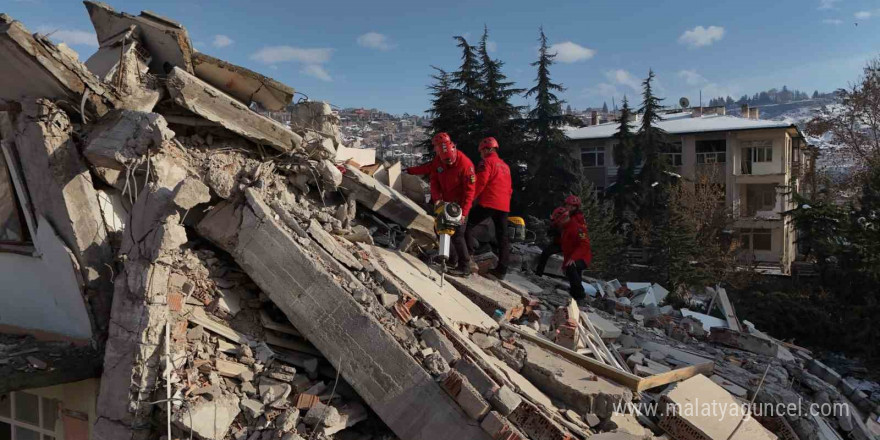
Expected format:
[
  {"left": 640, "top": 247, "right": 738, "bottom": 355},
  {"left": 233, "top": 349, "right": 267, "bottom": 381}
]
[
  {"left": 535, "top": 241, "right": 562, "bottom": 276},
  {"left": 465, "top": 206, "right": 511, "bottom": 273},
  {"left": 448, "top": 222, "right": 470, "bottom": 270},
  {"left": 565, "top": 259, "right": 588, "bottom": 300}
]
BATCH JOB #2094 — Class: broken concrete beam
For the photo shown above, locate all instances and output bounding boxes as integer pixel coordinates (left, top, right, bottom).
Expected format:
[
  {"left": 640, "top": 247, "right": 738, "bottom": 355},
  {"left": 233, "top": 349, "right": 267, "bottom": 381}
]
[
  {"left": 709, "top": 327, "right": 779, "bottom": 357},
  {"left": 519, "top": 341, "right": 632, "bottom": 418},
  {"left": 340, "top": 164, "right": 435, "bottom": 239},
  {"left": 0, "top": 14, "right": 119, "bottom": 118},
  {"left": 659, "top": 374, "right": 775, "bottom": 440},
  {"left": 84, "top": 36, "right": 160, "bottom": 112},
  {"left": 289, "top": 101, "right": 340, "bottom": 139},
  {"left": 306, "top": 219, "right": 362, "bottom": 271},
  {"left": 191, "top": 51, "right": 294, "bottom": 111},
  {"left": 196, "top": 189, "right": 491, "bottom": 440},
  {"left": 446, "top": 275, "right": 525, "bottom": 321},
  {"left": 174, "top": 394, "right": 241, "bottom": 440},
  {"left": 165, "top": 66, "right": 302, "bottom": 152},
  {"left": 83, "top": 110, "right": 174, "bottom": 172},
  {"left": 454, "top": 356, "right": 499, "bottom": 399},
  {"left": 421, "top": 328, "right": 461, "bottom": 365},
  {"left": 83, "top": 1, "right": 194, "bottom": 74}
]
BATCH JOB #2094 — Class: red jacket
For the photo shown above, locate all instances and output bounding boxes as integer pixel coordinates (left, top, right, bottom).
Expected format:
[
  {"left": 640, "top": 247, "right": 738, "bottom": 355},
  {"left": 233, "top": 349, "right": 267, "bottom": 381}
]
[
  {"left": 473, "top": 152, "right": 512, "bottom": 212},
  {"left": 406, "top": 157, "right": 439, "bottom": 176},
  {"left": 430, "top": 150, "right": 477, "bottom": 216},
  {"left": 560, "top": 211, "right": 592, "bottom": 267}
]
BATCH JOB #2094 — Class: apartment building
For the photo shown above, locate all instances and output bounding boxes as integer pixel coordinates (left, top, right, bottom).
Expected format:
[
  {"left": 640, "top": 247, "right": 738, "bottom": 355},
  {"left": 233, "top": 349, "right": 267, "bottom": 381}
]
[{"left": 565, "top": 107, "right": 815, "bottom": 274}]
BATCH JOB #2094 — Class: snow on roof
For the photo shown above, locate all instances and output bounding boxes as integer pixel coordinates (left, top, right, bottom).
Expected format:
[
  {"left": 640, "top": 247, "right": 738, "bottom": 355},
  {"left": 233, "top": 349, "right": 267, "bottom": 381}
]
[{"left": 565, "top": 111, "right": 796, "bottom": 140}]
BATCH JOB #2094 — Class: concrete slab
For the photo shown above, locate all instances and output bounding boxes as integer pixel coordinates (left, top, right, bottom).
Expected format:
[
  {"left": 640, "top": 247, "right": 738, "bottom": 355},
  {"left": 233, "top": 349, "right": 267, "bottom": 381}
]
[
  {"left": 367, "top": 245, "right": 497, "bottom": 330},
  {"left": 165, "top": 66, "right": 301, "bottom": 152},
  {"left": 83, "top": 1, "right": 195, "bottom": 74},
  {"left": 659, "top": 375, "right": 775, "bottom": 440},
  {"left": 681, "top": 308, "right": 728, "bottom": 332},
  {"left": 191, "top": 52, "right": 293, "bottom": 111},
  {"left": 197, "top": 190, "right": 491, "bottom": 440},
  {"left": 519, "top": 341, "right": 632, "bottom": 418},
  {"left": 340, "top": 164, "right": 434, "bottom": 239},
  {"left": 586, "top": 312, "right": 621, "bottom": 340},
  {"left": 446, "top": 275, "right": 524, "bottom": 320},
  {"left": 499, "top": 272, "right": 543, "bottom": 295},
  {"left": 709, "top": 328, "right": 779, "bottom": 357},
  {"left": 0, "top": 15, "right": 119, "bottom": 118},
  {"left": 637, "top": 341, "right": 713, "bottom": 366}
]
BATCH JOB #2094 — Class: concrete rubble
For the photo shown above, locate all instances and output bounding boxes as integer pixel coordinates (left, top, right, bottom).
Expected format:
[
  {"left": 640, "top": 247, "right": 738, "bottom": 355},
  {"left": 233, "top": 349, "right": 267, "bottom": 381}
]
[{"left": 1, "top": 4, "right": 878, "bottom": 440}]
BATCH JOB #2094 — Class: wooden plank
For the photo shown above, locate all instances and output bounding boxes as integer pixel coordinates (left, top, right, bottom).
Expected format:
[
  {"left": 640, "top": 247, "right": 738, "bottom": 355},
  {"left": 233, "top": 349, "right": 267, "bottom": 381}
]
[
  {"left": 187, "top": 307, "right": 249, "bottom": 344},
  {"left": 716, "top": 286, "right": 741, "bottom": 332},
  {"left": 502, "top": 323, "right": 642, "bottom": 391},
  {"left": 636, "top": 361, "right": 715, "bottom": 392}
]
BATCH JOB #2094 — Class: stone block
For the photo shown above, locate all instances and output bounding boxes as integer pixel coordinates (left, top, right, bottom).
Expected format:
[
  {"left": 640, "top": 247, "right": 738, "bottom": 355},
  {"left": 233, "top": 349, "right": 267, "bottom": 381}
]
[
  {"left": 489, "top": 385, "right": 522, "bottom": 416},
  {"left": 421, "top": 327, "right": 461, "bottom": 365},
  {"left": 455, "top": 356, "right": 499, "bottom": 398},
  {"left": 456, "top": 376, "right": 491, "bottom": 420}
]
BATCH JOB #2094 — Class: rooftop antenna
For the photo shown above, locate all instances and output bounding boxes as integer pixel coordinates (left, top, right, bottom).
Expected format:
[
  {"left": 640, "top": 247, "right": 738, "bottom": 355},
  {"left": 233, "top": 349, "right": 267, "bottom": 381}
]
[
  {"left": 612, "top": 96, "right": 616, "bottom": 112},
  {"left": 699, "top": 90, "right": 702, "bottom": 108}
]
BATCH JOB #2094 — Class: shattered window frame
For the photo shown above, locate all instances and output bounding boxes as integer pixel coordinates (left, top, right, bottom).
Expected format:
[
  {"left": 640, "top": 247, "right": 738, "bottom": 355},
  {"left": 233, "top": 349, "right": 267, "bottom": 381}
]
[{"left": 0, "top": 145, "right": 33, "bottom": 250}]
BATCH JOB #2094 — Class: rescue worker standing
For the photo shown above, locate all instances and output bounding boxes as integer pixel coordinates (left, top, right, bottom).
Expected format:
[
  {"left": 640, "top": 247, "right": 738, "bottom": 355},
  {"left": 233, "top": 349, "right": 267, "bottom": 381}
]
[
  {"left": 465, "top": 137, "right": 513, "bottom": 280},
  {"left": 559, "top": 195, "right": 592, "bottom": 302},
  {"left": 405, "top": 133, "right": 448, "bottom": 176},
  {"left": 428, "top": 133, "right": 477, "bottom": 276}
]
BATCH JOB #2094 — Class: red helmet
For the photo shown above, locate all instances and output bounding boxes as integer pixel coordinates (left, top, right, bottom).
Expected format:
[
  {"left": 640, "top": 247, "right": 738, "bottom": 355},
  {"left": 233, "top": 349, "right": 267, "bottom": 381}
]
[
  {"left": 438, "top": 141, "right": 457, "bottom": 163},
  {"left": 565, "top": 195, "right": 581, "bottom": 207},
  {"left": 432, "top": 132, "right": 452, "bottom": 149},
  {"left": 479, "top": 137, "right": 499, "bottom": 150}
]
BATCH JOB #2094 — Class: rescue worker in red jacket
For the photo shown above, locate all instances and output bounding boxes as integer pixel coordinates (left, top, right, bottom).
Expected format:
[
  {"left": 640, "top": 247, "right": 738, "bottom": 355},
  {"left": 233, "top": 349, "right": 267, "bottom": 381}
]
[
  {"left": 535, "top": 206, "right": 568, "bottom": 277},
  {"left": 465, "top": 137, "right": 513, "bottom": 280},
  {"left": 429, "top": 133, "right": 477, "bottom": 276},
  {"left": 559, "top": 195, "right": 592, "bottom": 302}
]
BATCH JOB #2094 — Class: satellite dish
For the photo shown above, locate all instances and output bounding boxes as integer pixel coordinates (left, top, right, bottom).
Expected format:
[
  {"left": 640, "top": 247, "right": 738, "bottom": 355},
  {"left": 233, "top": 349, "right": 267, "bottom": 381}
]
[{"left": 679, "top": 97, "right": 690, "bottom": 108}]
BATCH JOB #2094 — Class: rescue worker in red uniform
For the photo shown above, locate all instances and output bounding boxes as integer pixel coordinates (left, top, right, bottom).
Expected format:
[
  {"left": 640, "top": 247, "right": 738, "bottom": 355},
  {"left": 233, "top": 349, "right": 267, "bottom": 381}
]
[
  {"left": 559, "top": 195, "right": 592, "bottom": 302},
  {"left": 465, "top": 137, "right": 513, "bottom": 280},
  {"left": 428, "top": 133, "right": 477, "bottom": 276},
  {"left": 535, "top": 206, "right": 567, "bottom": 277}
]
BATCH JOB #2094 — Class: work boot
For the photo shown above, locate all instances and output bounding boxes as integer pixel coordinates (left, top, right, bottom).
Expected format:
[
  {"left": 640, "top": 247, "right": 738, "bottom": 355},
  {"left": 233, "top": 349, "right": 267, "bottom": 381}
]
[
  {"left": 575, "top": 297, "right": 591, "bottom": 308},
  {"left": 487, "top": 267, "right": 507, "bottom": 281},
  {"left": 447, "top": 266, "right": 471, "bottom": 277}
]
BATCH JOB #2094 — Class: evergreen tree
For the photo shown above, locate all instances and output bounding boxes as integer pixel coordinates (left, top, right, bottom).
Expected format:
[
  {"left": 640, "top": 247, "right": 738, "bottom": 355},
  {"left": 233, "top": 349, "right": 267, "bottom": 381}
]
[
  {"left": 578, "top": 180, "right": 628, "bottom": 278},
  {"left": 813, "top": 90, "right": 820, "bottom": 99},
  {"left": 425, "top": 67, "right": 465, "bottom": 151},
  {"left": 636, "top": 69, "right": 672, "bottom": 217},
  {"left": 602, "top": 102, "right": 609, "bottom": 113},
  {"left": 609, "top": 97, "right": 639, "bottom": 231},
  {"left": 565, "top": 104, "right": 572, "bottom": 115},
  {"left": 450, "top": 36, "right": 483, "bottom": 159},
  {"left": 648, "top": 189, "right": 704, "bottom": 289},
  {"left": 522, "top": 28, "right": 580, "bottom": 217}
]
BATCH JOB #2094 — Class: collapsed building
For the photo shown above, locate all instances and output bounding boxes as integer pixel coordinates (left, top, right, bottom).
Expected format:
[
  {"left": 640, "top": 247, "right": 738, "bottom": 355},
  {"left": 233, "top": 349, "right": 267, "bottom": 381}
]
[{"left": 0, "top": 3, "right": 878, "bottom": 440}]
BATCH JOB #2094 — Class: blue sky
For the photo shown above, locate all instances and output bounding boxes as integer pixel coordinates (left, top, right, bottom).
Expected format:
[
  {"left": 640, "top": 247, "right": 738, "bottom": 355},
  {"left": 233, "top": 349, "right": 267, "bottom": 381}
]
[{"left": 5, "top": 0, "right": 880, "bottom": 115}]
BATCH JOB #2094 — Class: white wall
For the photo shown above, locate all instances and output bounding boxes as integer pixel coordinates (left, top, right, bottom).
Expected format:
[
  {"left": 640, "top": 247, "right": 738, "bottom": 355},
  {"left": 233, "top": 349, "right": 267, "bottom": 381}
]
[{"left": 0, "top": 217, "right": 92, "bottom": 339}]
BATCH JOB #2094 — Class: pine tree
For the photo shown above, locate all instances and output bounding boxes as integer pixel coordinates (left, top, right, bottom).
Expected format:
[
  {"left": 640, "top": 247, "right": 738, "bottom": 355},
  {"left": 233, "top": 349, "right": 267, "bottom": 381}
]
[
  {"left": 609, "top": 97, "right": 639, "bottom": 231},
  {"left": 451, "top": 36, "right": 483, "bottom": 159},
  {"left": 813, "top": 90, "right": 820, "bottom": 99},
  {"left": 522, "top": 28, "right": 579, "bottom": 217},
  {"left": 425, "top": 67, "right": 465, "bottom": 151},
  {"left": 636, "top": 69, "right": 672, "bottom": 218},
  {"left": 649, "top": 189, "right": 704, "bottom": 289},
  {"left": 602, "top": 102, "right": 609, "bottom": 113},
  {"left": 578, "top": 180, "right": 627, "bottom": 278}
]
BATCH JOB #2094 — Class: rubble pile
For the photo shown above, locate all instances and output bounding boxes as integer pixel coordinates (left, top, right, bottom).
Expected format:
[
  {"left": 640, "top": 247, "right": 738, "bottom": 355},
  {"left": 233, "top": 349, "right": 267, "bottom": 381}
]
[{"left": 1, "top": 3, "right": 878, "bottom": 440}]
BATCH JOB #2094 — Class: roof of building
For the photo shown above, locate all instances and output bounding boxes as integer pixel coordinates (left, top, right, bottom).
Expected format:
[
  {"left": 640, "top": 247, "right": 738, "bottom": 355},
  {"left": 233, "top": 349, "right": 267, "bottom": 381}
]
[{"left": 564, "top": 111, "right": 798, "bottom": 140}]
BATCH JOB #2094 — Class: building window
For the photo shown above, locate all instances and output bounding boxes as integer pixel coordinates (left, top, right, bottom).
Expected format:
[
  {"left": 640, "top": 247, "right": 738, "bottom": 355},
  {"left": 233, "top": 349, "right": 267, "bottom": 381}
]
[
  {"left": 0, "top": 151, "right": 30, "bottom": 245},
  {"left": 696, "top": 139, "right": 726, "bottom": 164},
  {"left": 746, "top": 184, "right": 777, "bottom": 215},
  {"left": 581, "top": 146, "right": 605, "bottom": 168},
  {"left": 740, "top": 228, "right": 772, "bottom": 251},
  {"left": 743, "top": 140, "right": 773, "bottom": 163},
  {"left": 664, "top": 142, "right": 683, "bottom": 166},
  {"left": 0, "top": 392, "right": 58, "bottom": 439}
]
